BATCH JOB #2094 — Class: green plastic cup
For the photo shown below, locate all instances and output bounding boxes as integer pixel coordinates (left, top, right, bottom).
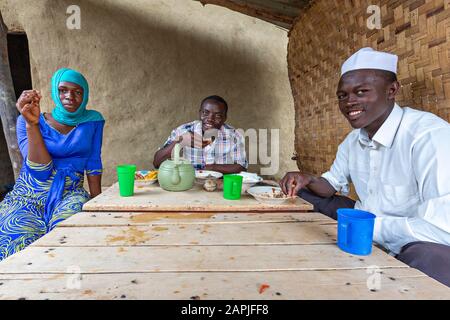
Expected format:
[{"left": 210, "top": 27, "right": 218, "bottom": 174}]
[
  {"left": 117, "top": 164, "right": 136, "bottom": 197},
  {"left": 223, "top": 174, "right": 243, "bottom": 200}
]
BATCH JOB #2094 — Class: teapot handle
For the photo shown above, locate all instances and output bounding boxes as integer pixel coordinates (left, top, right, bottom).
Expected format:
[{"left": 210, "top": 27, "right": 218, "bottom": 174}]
[
  {"left": 173, "top": 143, "right": 181, "bottom": 165},
  {"left": 171, "top": 165, "right": 181, "bottom": 185}
]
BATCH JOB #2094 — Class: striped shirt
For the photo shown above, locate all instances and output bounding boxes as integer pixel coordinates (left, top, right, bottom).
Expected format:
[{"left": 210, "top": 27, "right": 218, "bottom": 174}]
[{"left": 162, "top": 120, "right": 248, "bottom": 170}]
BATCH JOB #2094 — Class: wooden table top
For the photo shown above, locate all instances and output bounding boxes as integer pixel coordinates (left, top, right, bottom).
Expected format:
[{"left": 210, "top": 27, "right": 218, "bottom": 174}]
[
  {"left": 82, "top": 182, "right": 314, "bottom": 212},
  {"left": 0, "top": 208, "right": 448, "bottom": 299}
]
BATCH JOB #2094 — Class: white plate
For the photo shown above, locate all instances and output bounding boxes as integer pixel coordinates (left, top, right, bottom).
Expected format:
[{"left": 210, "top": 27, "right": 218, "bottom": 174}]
[
  {"left": 241, "top": 181, "right": 258, "bottom": 195},
  {"left": 247, "top": 186, "right": 293, "bottom": 205},
  {"left": 195, "top": 170, "right": 223, "bottom": 180},
  {"left": 237, "top": 172, "right": 263, "bottom": 184}
]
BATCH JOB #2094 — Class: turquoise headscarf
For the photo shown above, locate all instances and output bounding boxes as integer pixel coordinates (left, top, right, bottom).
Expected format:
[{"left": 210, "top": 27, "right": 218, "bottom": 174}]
[{"left": 51, "top": 68, "right": 104, "bottom": 126}]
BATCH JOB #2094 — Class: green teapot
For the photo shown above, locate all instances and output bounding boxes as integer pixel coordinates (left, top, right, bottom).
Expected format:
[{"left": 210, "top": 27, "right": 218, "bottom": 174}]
[{"left": 157, "top": 143, "right": 195, "bottom": 191}]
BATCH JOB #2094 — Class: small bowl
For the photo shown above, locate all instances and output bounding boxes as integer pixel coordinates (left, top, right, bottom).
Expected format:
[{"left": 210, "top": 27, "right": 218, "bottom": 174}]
[
  {"left": 195, "top": 170, "right": 223, "bottom": 186},
  {"left": 135, "top": 170, "right": 158, "bottom": 187},
  {"left": 203, "top": 179, "right": 217, "bottom": 192},
  {"left": 247, "top": 186, "right": 294, "bottom": 205}
]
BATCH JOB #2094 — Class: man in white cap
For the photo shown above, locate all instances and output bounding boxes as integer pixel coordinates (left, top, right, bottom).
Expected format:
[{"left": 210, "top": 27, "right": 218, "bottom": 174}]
[{"left": 280, "top": 47, "right": 450, "bottom": 286}]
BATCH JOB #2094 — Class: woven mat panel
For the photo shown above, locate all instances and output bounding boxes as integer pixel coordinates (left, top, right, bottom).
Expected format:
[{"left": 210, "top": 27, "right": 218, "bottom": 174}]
[{"left": 288, "top": 0, "right": 450, "bottom": 178}]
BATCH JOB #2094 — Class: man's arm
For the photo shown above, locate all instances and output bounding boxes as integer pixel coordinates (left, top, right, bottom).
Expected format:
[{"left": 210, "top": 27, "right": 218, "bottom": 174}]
[
  {"left": 204, "top": 164, "right": 245, "bottom": 174},
  {"left": 279, "top": 172, "right": 337, "bottom": 197},
  {"left": 153, "top": 141, "right": 178, "bottom": 168},
  {"left": 280, "top": 136, "right": 351, "bottom": 197},
  {"left": 153, "top": 131, "right": 194, "bottom": 168},
  {"left": 374, "top": 127, "right": 450, "bottom": 254}
]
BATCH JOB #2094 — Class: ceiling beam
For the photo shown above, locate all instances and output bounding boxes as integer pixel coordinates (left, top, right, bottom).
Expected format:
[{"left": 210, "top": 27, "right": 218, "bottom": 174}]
[{"left": 195, "top": 0, "right": 303, "bottom": 29}]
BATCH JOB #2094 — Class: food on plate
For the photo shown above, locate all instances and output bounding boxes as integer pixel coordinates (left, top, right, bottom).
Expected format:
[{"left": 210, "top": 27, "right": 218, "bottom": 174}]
[
  {"left": 201, "top": 135, "right": 215, "bottom": 148},
  {"left": 258, "top": 188, "right": 289, "bottom": 199},
  {"left": 135, "top": 170, "right": 158, "bottom": 181},
  {"left": 195, "top": 170, "right": 223, "bottom": 180},
  {"left": 247, "top": 186, "right": 294, "bottom": 204},
  {"left": 202, "top": 138, "right": 213, "bottom": 148}
]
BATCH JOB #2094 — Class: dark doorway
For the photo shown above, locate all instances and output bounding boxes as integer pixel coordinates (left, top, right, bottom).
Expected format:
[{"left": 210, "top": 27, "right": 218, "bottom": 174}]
[
  {"left": 0, "top": 32, "right": 32, "bottom": 200},
  {"left": 7, "top": 32, "right": 32, "bottom": 99}
]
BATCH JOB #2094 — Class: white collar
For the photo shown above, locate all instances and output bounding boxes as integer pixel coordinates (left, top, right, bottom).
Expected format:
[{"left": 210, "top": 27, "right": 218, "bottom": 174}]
[{"left": 358, "top": 103, "right": 403, "bottom": 149}]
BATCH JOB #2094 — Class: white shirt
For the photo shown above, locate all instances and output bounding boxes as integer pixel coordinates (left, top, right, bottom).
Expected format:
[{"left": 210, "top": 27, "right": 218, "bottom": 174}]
[
  {"left": 162, "top": 121, "right": 248, "bottom": 170},
  {"left": 322, "top": 104, "right": 450, "bottom": 254}
]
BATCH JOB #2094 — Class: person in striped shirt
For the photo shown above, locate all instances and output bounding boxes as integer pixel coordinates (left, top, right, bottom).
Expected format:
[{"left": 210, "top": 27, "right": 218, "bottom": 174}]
[{"left": 153, "top": 95, "right": 248, "bottom": 174}]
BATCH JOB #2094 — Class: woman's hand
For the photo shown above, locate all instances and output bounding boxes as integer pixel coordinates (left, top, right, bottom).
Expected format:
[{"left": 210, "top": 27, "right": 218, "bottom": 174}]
[
  {"left": 87, "top": 175, "right": 102, "bottom": 199},
  {"left": 16, "top": 90, "right": 42, "bottom": 125}
]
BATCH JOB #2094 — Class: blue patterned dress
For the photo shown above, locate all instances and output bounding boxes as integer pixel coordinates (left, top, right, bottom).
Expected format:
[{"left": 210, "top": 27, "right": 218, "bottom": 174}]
[{"left": 0, "top": 113, "right": 104, "bottom": 260}]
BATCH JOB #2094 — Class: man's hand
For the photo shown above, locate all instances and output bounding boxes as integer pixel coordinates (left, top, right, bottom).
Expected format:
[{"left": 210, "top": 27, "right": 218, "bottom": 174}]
[
  {"left": 176, "top": 132, "right": 195, "bottom": 148},
  {"left": 16, "top": 90, "right": 42, "bottom": 125},
  {"left": 279, "top": 172, "right": 313, "bottom": 197},
  {"left": 202, "top": 128, "right": 218, "bottom": 148},
  {"left": 201, "top": 137, "right": 214, "bottom": 148}
]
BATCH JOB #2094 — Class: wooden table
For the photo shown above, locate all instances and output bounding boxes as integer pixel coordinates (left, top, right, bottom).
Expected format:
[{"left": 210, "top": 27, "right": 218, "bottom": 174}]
[
  {"left": 0, "top": 204, "right": 448, "bottom": 299},
  {"left": 82, "top": 182, "right": 313, "bottom": 212}
]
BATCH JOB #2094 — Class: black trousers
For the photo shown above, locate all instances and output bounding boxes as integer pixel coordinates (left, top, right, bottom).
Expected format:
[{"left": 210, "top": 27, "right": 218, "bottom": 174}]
[{"left": 299, "top": 189, "right": 450, "bottom": 287}]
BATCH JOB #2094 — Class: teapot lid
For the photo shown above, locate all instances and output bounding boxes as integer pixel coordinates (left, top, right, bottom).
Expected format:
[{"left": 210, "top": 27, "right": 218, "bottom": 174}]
[{"left": 160, "top": 158, "right": 192, "bottom": 169}]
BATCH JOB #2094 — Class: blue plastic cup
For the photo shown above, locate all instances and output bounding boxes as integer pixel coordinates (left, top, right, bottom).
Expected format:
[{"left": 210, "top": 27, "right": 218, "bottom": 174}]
[{"left": 336, "top": 208, "right": 376, "bottom": 256}]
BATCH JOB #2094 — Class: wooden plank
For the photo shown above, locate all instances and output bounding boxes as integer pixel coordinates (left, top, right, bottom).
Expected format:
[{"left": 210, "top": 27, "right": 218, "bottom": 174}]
[
  {"left": 1, "top": 268, "right": 448, "bottom": 300},
  {"left": 58, "top": 211, "right": 333, "bottom": 227},
  {"left": 0, "top": 245, "right": 407, "bottom": 274},
  {"left": 82, "top": 183, "right": 313, "bottom": 212},
  {"left": 31, "top": 221, "right": 338, "bottom": 247}
]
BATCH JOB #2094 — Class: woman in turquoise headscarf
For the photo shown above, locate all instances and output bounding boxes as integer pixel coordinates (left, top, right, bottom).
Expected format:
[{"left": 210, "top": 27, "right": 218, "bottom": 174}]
[{"left": 0, "top": 68, "right": 105, "bottom": 260}]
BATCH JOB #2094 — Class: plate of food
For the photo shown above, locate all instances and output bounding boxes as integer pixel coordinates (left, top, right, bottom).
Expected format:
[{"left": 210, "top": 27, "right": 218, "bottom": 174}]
[
  {"left": 135, "top": 170, "right": 158, "bottom": 186},
  {"left": 195, "top": 170, "right": 223, "bottom": 180},
  {"left": 247, "top": 186, "right": 295, "bottom": 205}
]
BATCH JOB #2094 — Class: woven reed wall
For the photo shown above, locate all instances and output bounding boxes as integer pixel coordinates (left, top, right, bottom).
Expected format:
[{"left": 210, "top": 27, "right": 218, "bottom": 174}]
[{"left": 287, "top": 0, "right": 450, "bottom": 178}]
